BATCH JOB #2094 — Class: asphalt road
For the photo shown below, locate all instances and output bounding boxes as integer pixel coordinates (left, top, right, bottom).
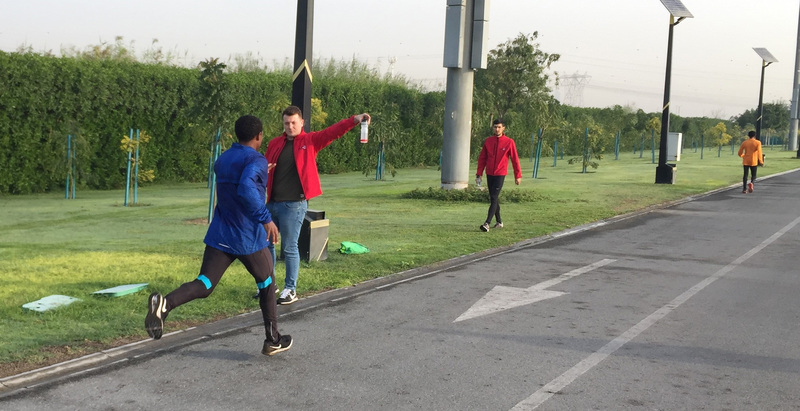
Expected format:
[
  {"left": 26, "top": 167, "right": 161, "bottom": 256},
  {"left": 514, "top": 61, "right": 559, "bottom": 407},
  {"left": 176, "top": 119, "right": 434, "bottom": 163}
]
[{"left": 3, "top": 170, "right": 800, "bottom": 410}]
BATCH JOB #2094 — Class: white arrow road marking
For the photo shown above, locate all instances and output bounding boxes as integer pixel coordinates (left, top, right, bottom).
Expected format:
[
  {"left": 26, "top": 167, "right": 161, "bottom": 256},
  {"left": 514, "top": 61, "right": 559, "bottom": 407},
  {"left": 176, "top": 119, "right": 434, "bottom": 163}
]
[{"left": 454, "top": 258, "right": 616, "bottom": 322}]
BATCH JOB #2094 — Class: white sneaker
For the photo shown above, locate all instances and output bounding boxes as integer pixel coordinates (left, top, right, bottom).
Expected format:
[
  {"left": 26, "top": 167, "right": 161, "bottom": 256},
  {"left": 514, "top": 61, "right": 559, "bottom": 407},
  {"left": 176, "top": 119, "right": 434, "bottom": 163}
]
[
  {"left": 493, "top": 222, "right": 504, "bottom": 229},
  {"left": 277, "top": 288, "right": 298, "bottom": 305}
]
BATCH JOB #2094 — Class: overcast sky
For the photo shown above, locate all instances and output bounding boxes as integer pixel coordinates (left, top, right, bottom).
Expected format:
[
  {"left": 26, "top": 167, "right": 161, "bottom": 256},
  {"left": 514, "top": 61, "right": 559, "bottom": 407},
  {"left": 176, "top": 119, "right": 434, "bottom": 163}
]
[{"left": 2, "top": 0, "right": 799, "bottom": 119}]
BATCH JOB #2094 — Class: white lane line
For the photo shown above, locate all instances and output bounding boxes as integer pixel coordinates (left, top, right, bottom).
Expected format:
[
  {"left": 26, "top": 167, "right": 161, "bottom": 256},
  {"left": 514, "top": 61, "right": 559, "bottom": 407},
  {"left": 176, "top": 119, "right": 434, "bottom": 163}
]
[
  {"left": 551, "top": 221, "right": 607, "bottom": 238},
  {"left": 511, "top": 215, "right": 800, "bottom": 410}
]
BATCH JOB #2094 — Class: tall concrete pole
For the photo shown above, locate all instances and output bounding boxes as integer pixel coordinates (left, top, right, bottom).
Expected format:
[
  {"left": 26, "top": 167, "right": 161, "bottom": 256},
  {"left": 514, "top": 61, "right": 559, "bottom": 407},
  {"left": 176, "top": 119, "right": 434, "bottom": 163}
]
[
  {"left": 791, "top": 3, "right": 800, "bottom": 154},
  {"left": 292, "top": 0, "right": 313, "bottom": 132},
  {"left": 441, "top": 0, "right": 475, "bottom": 189}
]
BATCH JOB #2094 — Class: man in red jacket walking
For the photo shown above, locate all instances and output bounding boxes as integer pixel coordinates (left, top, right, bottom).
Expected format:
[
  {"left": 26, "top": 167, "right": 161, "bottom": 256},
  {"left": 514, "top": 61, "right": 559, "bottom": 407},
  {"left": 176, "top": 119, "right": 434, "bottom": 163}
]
[
  {"left": 264, "top": 105, "right": 370, "bottom": 304},
  {"left": 476, "top": 119, "right": 521, "bottom": 232}
]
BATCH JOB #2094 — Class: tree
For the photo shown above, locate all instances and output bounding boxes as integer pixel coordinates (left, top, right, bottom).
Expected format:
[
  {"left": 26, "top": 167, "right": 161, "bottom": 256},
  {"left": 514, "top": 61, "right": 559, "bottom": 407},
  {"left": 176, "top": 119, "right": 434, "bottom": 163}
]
[
  {"left": 735, "top": 101, "right": 790, "bottom": 135},
  {"left": 566, "top": 121, "right": 605, "bottom": 172},
  {"left": 646, "top": 117, "right": 661, "bottom": 134},
  {"left": 140, "top": 38, "right": 183, "bottom": 66},
  {"left": 61, "top": 36, "right": 136, "bottom": 62},
  {"left": 473, "top": 32, "right": 560, "bottom": 124},
  {"left": 704, "top": 122, "right": 732, "bottom": 148},
  {"left": 726, "top": 122, "right": 746, "bottom": 148},
  {"left": 196, "top": 58, "right": 231, "bottom": 133},
  {"left": 119, "top": 130, "right": 156, "bottom": 183}
]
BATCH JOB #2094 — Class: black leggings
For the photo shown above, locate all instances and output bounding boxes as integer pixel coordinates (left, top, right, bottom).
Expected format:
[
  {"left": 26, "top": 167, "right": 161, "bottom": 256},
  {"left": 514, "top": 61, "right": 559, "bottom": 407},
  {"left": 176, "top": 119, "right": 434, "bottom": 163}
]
[
  {"left": 165, "top": 246, "right": 282, "bottom": 342},
  {"left": 485, "top": 174, "right": 506, "bottom": 224},
  {"left": 742, "top": 165, "right": 758, "bottom": 190}
]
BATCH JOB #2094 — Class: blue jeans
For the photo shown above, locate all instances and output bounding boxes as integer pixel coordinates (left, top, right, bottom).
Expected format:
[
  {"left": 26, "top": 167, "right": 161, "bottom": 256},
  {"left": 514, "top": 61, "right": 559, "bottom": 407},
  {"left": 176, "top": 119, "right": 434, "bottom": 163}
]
[{"left": 266, "top": 200, "right": 307, "bottom": 291}]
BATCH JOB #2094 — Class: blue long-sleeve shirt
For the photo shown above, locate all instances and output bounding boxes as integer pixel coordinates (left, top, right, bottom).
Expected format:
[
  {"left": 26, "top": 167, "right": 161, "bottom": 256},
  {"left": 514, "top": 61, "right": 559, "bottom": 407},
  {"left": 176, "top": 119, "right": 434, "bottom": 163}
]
[{"left": 203, "top": 143, "right": 273, "bottom": 255}]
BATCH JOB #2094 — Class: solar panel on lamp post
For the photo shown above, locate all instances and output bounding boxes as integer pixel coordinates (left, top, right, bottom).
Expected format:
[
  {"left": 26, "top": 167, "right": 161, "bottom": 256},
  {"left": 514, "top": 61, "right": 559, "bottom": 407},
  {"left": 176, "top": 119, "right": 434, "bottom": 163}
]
[
  {"left": 753, "top": 48, "right": 778, "bottom": 142},
  {"left": 655, "top": 0, "right": 693, "bottom": 184}
]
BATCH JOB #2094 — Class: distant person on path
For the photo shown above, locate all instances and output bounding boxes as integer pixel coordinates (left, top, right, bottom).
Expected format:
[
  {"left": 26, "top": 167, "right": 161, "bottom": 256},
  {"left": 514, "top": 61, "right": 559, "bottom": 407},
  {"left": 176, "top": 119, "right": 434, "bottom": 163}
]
[
  {"left": 738, "top": 130, "right": 763, "bottom": 194},
  {"left": 476, "top": 118, "right": 521, "bottom": 232},
  {"left": 145, "top": 115, "right": 292, "bottom": 356},
  {"left": 265, "top": 106, "right": 371, "bottom": 305}
]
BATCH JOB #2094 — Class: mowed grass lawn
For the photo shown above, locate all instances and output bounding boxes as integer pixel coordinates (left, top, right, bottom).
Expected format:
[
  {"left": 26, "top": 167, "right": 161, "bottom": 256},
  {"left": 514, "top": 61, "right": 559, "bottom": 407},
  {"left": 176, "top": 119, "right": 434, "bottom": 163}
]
[{"left": 1, "top": 147, "right": 798, "bottom": 376}]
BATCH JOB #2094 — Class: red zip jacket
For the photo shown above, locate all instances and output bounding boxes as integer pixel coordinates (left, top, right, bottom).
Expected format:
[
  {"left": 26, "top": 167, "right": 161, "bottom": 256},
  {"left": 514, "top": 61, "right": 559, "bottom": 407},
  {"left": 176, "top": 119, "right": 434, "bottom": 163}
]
[
  {"left": 265, "top": 117, "right": 357, "bottom": 201},
  {"left": 476, "top": 135, "right": 522, "bottom": 179}
]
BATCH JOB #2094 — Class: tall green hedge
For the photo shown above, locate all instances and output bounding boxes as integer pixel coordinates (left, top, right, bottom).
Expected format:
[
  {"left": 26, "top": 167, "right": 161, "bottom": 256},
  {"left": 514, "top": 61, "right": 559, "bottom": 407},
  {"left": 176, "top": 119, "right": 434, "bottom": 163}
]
[
  {"left": 0, "top": 52, "right": 202, "bottom": 192},
  {"left": 0, "top": 51, "right": 445, "bottom": 194}
]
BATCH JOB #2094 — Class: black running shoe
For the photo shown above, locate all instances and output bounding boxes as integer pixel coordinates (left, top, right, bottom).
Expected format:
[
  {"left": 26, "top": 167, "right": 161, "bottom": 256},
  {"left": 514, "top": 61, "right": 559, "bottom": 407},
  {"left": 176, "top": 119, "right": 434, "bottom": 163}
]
[
  {"left": 262, "top": 335, "right": 293, "bottom": 356},
  {"left": 145, "top": 292, "right": 167, "bottom": 340}
]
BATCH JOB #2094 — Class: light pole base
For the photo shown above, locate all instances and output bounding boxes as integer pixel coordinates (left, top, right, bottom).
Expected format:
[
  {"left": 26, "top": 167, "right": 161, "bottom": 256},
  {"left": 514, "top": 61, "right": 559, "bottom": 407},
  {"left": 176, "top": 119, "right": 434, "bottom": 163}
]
[
  {"left": 655, "top": 164, "right": 676, "bottom": 184},
  {"left": 441, "top": 182, "right": 468, "bottom": 190}
]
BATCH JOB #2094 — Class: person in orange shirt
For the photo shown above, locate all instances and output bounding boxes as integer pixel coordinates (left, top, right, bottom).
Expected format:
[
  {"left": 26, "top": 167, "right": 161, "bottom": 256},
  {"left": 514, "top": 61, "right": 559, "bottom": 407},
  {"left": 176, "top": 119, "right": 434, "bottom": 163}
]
[{"left": 737, "top": 130, "right": 764, "bottom": 194}]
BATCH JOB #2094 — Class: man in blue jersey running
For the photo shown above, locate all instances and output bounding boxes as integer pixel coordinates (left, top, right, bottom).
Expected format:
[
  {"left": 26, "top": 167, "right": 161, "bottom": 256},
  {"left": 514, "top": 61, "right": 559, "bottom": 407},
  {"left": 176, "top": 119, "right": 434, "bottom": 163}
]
[{"left": 145, "top": 115, "right": 292, "bottom": 355}]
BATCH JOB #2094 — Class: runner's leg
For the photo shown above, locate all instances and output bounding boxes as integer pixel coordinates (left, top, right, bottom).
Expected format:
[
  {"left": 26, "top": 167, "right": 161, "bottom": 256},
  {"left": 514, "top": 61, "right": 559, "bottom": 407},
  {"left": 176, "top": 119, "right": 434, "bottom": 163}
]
[
  {"left": 165, "top": 246, "right": 235, "bottom": 311},
  {"left": 239, "top": 248, "right": 281, "bottom": 342}
]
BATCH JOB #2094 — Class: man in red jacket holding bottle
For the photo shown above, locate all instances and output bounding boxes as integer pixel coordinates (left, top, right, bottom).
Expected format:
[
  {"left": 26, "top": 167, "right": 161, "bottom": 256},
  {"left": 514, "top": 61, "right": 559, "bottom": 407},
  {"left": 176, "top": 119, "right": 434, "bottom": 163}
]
[
  {"left": 476, "top": 118, "right": 521, "bottom": 232},
  {"left": 264, "top": 105, "right": 370, "bottom": 305}
]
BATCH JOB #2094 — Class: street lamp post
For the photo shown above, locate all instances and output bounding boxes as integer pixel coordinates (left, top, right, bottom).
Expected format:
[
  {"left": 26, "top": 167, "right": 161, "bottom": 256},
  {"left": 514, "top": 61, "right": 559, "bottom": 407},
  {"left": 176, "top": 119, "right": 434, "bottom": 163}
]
[
  {"left": 655, "top": 0, "right": 692, "bottom": 184},
  {"left": 293, "top": 0, "right": 314, "bottom": 132},
  {"left": 753, "top": 48, "right": 778, "bottom": 142}
]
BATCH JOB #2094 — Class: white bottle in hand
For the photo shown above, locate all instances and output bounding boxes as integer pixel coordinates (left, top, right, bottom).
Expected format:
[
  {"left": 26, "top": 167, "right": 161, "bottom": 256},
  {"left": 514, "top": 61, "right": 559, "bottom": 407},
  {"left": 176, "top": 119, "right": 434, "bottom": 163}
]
[{"left": 360, "top": 120, "right": 368, "bottom": 143}]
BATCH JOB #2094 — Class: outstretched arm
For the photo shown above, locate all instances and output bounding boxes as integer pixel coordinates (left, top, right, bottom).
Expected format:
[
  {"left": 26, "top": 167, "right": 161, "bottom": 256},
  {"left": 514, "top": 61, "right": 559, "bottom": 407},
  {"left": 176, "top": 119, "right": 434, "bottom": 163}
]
[{"left": 309, "top": 115, "right": 363, "bottom": 149}]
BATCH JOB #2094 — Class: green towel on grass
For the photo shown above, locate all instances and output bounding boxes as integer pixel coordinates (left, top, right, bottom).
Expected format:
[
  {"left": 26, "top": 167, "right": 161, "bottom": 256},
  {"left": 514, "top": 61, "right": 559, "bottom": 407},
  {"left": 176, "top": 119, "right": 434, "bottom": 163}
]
[{"left": 340, "top": 241, "right": 369, "bottom": 254}]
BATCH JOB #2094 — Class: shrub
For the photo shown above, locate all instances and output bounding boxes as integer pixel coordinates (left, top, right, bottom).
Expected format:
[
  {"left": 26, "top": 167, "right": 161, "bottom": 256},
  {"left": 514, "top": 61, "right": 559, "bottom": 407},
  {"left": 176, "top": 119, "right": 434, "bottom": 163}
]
[{"left": 401, "top": 186, "right": 541, "bottom": 203}]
